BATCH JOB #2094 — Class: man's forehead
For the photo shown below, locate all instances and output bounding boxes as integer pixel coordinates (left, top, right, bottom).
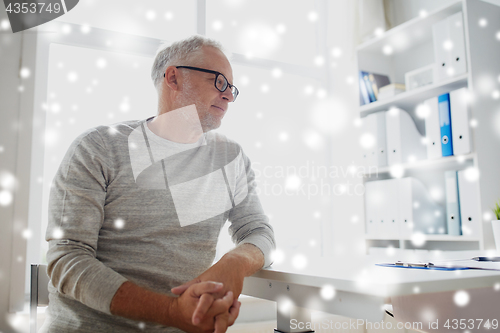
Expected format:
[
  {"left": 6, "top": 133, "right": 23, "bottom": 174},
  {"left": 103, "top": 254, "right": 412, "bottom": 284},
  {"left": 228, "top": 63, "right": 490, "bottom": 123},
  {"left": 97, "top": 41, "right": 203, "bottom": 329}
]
[{"left": 198, "top": 47, "right": 233, "bottom": 80}]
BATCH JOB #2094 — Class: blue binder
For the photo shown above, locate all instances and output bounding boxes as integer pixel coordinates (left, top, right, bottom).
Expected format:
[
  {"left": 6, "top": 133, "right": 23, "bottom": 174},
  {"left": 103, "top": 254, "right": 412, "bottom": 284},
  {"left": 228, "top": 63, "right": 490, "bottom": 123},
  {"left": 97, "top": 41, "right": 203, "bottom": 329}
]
[{"left": 438, "top": 93, "right": 453, "bottom": 156}]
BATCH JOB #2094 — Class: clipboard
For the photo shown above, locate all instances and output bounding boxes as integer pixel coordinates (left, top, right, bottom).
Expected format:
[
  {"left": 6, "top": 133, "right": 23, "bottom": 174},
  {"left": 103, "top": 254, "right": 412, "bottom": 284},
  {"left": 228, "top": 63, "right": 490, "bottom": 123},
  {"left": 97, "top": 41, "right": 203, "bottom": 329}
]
[{"left": 376, "top": 263, "right": 470, "bottom": 271}]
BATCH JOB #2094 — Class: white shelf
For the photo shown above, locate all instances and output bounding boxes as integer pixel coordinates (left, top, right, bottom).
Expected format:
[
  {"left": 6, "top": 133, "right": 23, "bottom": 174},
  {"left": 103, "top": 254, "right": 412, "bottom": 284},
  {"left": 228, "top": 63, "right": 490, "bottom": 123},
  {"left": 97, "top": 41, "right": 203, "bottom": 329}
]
[
  {"left": 365, "top": 235, "right": 481, "bottom": 242},
  {"left": 359, "top": 73, "right": 468, "bottom": 116},
  {"left": 363, "top": 153, "right": 475, "bottom": 176},
  {"left": 357, "top": 1, "right": 463, "bottom": 55}
]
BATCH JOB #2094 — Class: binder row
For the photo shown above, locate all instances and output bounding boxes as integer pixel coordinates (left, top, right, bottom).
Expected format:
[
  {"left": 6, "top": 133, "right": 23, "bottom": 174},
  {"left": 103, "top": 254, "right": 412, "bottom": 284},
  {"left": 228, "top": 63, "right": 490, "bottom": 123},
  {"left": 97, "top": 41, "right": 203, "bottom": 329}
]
[
  {"left": 361, "top": 87, "right": 471, "bottom": 169},
  {"left": 365, "top": 172, "right": 481, "bottom": 238},
  {"left": 361, "top": 108, "right": 425, "bottom": 169},
  {"left": 365, "top": 177, "right": 445, "bottom": 238}
]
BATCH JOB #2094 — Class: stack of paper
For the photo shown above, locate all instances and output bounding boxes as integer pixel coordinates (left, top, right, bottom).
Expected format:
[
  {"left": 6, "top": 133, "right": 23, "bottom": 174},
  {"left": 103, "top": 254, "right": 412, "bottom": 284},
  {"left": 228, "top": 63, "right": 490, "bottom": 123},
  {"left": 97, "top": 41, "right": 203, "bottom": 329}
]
[{"left": 378, "top": 83, "right": 406, "bottom": 100}]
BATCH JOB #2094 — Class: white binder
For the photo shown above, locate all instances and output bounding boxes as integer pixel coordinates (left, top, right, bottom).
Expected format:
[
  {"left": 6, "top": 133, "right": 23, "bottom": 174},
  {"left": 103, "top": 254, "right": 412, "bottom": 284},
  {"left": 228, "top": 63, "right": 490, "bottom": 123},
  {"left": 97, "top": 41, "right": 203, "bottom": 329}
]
[
  {"left": 447, "top": 12, "right": 467, "bottom": 77},
  {"left": 361, "top": 112, "right": 387, "bottom": 169},
  {"left": 374, "top": 112, "right": 388, "bottom": 168},
  {"left": 433, "top": 12, "right": 467, "bottom": 82},
  {"left": 365, "top": 179, "right": 398, "bottom": 238},
  {"left": 424, "top": 97, "right": 443, "bottom": 160},
  {"left": 386, "top": 108, "right": 426, "bottom": 166},
  {"left": 367, "top": 179, "right": 399, "bottom": 239},
  {"left": 457, "top": 169, "right": 481, "bottom": 237},
  {"left": 433, "top": 18, "right": 449, "bottom": 82},
  {"left": 365, "top": 181, "right": 380, "bottom": 237},
  {"left": 398, "top": 178, "right": 414, "bottom": 238},
  {"left": 398, "top": 177, "right": 446, "bottom": 238},
  {"left": 361, "top": 114, "right": 376, "bottom": 169},
  {"left": 450, "top": 88, "right": 472, "bottom": 155},
  {"left": 445, "top": 170, "right": 462, "bottom": 236},
  {"left": 379, "top": 179, "right": 400, "bottom": 239}
]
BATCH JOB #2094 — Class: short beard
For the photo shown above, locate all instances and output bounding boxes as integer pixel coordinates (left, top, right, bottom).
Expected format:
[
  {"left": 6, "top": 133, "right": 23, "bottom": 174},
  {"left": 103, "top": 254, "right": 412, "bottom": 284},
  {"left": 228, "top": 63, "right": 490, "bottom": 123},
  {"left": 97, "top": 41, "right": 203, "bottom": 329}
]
[{"left": 177, "top": 77, "right": 220, "bottom": 132}]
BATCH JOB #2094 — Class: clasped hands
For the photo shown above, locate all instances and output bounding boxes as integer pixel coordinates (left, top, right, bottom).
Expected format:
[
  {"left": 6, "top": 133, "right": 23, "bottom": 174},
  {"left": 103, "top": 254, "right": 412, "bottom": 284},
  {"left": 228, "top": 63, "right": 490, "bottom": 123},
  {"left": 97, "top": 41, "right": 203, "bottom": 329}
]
[{"left": 169, "top": 264, "right": 244, "bottom": 333}]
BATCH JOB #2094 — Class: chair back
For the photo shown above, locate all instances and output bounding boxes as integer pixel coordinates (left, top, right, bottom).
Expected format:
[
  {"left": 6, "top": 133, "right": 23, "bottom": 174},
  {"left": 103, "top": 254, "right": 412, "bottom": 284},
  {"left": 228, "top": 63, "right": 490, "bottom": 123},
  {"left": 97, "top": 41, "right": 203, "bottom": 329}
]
[{"left": 30, "top": 264, "right": 50, "bottom": 333}]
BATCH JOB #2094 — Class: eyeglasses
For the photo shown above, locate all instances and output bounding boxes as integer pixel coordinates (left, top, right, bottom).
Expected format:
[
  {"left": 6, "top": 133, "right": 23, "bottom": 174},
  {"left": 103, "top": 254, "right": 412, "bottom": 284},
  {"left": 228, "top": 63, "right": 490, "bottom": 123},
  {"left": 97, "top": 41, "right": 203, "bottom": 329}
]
[{"left": 174, "top": 66, "right": 239, "bottom": 102}]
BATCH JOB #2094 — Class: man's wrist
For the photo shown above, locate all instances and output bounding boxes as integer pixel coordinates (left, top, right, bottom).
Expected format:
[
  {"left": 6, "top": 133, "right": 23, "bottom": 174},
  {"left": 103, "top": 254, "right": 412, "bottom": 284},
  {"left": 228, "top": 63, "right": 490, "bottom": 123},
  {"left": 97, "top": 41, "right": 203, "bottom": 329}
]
[
  {"left": 221, "top": 244, "right": 265, "bottom": 277},
  {"left": 220, "top": 252, "right": 251, "bottom": 277},
  {"left": 110, "top": 281, "right": 177, "bottom": 327},
  {"left": 163, "top": 295, "right": 178, "bottom": 327}
]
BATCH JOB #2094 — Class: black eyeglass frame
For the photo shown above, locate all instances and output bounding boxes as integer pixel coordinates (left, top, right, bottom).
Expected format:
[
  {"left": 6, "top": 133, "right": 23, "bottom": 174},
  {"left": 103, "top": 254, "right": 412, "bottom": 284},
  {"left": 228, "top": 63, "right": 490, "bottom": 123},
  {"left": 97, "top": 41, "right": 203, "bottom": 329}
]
[{"left": 163, "top": 66, "right": 239, "bottom": 102}]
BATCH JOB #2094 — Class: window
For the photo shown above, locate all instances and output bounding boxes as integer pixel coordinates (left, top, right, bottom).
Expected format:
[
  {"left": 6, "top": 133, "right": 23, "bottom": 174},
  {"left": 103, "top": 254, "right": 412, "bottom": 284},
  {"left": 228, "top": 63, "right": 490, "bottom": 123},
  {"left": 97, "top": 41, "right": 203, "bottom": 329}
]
[
  {"left": 57, "top": 0, "right": 196, "bottom": 40},
  {"left": 215, "top": 64, "right": 327, "bottom": 260},
  {"left": 206, "top": 0, "right": 320, "bottom": 66},
  {"left": 36, "top": 44, "right": 158, "bottom": 264}
]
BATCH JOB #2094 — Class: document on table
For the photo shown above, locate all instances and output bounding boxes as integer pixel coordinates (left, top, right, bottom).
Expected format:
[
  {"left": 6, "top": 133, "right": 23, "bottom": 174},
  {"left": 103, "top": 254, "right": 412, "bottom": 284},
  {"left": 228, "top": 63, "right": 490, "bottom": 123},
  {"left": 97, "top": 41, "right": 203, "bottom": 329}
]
[
  {"left": 378, "top": 259, "right": 500, "bottom": 271},
  {"left": 433, "top": 260, "right": 500, "bottom": 270}
]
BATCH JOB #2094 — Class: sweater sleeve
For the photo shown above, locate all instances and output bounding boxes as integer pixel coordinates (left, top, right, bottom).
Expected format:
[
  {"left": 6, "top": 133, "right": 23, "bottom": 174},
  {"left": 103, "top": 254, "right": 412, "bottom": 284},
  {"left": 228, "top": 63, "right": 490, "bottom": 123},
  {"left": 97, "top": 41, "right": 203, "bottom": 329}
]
[
  {"left": 227, "top": 148, "right": 276, "bottom": 268},
  {"left": 45, "top": 129, "right": 128, "bottom": 315}
]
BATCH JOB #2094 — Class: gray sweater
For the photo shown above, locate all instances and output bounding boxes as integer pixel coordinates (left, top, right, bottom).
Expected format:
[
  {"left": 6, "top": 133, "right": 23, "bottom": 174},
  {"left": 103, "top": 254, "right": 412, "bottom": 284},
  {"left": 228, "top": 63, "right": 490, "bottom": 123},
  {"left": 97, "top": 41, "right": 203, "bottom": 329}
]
[{"left": 41, "top": 119, "right": 275, "bottom": 332}]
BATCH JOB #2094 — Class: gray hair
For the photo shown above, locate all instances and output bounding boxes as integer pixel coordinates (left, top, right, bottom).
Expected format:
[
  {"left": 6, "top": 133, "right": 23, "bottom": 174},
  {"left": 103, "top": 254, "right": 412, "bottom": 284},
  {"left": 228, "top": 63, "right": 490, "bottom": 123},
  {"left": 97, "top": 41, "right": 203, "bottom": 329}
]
[{"left": 151, "top": 35, "right": 224, "bottom": 91}]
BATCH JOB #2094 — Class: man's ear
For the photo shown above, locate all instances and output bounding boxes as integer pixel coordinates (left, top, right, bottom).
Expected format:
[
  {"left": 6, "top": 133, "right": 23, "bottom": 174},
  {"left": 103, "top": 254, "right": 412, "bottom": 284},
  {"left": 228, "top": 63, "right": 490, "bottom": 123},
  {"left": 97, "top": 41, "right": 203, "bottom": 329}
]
[{"left": 163, "top": 66, "right": 180, "bottom": 91}]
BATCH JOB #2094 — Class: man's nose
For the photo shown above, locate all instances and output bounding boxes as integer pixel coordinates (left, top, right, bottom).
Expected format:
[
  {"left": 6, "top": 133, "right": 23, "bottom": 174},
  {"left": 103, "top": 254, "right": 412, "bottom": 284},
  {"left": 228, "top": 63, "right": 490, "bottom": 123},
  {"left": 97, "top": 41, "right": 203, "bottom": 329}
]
[{"left": 221, "top": 87, "right": 234, "bottom": 102}]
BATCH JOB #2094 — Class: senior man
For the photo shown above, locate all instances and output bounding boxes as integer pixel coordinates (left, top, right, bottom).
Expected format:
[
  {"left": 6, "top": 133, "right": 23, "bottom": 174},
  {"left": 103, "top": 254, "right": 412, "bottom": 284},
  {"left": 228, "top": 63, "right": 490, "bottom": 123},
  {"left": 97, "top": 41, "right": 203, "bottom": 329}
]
[{"left": 42, "top": 35, "right": 275, "bottom": 333}]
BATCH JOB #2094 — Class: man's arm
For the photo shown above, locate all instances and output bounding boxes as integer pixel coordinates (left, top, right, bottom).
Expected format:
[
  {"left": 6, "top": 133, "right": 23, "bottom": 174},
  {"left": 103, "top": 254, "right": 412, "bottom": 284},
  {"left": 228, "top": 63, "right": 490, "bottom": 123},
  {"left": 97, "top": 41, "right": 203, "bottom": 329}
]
[
  {"left": 110, "top": 281, "right": 172, "bottom": 325},
  {"left": 226, "top": 148, "right": 276, "bottom": 268},
  {"left": 172, "top": 243, "right": 264, "bottom": 296},
  {"left": 110, "top": 280, "right": 239, "bottom": 332},
  {"left": 46, "top": 130, "right": 128, "bottom": 314}
]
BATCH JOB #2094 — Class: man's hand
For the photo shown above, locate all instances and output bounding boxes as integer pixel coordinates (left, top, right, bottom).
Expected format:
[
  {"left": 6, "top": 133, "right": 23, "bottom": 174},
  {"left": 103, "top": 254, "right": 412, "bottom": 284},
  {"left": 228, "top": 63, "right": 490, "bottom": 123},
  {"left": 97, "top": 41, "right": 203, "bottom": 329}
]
[
  {"left": 110, "top": 280, "right": 239, "bottom": 333},
  {"left": 171, "top": 264, "right": 244, "bottom": 325},
  {"left": 171, "top": 281, "right": 240, "bottom": 333},
  {"left": 172, "top": 244, "right": 265, "bottom": 326}
]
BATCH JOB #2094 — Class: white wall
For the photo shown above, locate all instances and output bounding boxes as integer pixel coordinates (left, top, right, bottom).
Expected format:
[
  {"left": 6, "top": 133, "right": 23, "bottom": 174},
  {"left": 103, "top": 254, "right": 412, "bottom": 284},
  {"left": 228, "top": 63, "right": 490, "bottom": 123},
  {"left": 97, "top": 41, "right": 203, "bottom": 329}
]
[{"left": 324, "top": 1, "right": 366, "bottom": 258}]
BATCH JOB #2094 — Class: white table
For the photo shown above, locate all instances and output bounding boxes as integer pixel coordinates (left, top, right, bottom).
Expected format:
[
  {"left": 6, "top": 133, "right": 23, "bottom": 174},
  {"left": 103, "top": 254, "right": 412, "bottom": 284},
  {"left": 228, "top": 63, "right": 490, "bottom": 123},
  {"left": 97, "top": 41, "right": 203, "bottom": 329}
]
[{"left": 241, "top": 255, "right": 500, "bottom": 333}]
